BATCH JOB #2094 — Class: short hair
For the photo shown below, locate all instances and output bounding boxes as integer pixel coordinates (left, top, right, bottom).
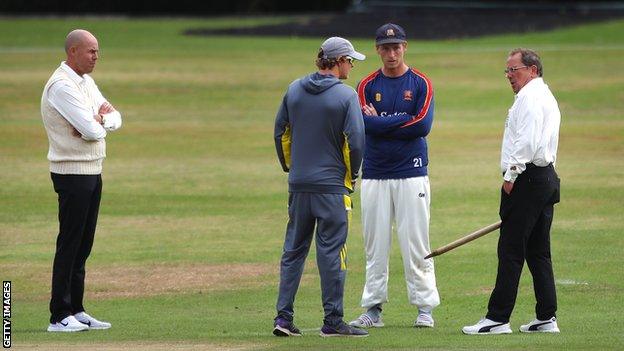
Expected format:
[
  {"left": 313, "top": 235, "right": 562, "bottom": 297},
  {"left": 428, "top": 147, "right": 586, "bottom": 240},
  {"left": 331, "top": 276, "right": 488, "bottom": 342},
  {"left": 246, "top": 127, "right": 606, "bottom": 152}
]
[
  {"left": 64, "top": 29, "right": 95, "bottom": 54},
  {"left": 509, "top": 48, "right": 543, "bottom": 77},
  {"left": 315, "top": 48, "right": 339, "bottom": 70}
]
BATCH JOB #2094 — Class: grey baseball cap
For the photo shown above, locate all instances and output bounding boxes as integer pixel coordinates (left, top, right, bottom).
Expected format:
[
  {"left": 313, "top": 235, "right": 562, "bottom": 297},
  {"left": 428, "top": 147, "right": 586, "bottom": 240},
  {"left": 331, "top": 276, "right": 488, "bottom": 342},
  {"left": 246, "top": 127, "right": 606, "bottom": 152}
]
[{"left": 320, "top": 37, "right": 366, "bottom": 61}]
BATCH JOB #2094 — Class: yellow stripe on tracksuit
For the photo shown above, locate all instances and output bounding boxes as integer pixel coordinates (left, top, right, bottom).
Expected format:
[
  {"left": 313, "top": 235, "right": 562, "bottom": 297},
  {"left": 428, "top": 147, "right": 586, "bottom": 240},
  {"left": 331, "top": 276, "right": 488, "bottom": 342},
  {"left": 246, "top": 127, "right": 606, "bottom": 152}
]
[
  {"left": 342, "top": 132, "right": 353, "bottom": 192},
  {"left": 340, "top": 194, "right": 352, "bottom": 271},
  {"left": 340, "top": 132, "right": 353, "bottom": 270},
  {"left": 281, "top": 125, "right": 292, "bottom": 170},
  {"left": 340, "top": 244, "right": 348, "bottom": 271}
]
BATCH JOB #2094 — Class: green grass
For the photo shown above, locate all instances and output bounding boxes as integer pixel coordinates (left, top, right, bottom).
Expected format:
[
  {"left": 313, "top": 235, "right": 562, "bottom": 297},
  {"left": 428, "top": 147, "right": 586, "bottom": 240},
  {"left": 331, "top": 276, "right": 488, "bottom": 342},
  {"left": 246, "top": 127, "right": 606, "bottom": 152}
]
[{"left": 1, "top": 17, "right": 623, "bottom": 350}]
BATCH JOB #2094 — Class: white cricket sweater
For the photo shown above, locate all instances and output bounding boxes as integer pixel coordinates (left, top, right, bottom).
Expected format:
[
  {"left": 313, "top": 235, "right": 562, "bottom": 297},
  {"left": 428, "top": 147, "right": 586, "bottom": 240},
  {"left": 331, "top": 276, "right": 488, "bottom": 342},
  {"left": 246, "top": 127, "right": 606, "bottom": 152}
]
[{"left": 41, "top": 65, "right": 107, "bottom": 175}]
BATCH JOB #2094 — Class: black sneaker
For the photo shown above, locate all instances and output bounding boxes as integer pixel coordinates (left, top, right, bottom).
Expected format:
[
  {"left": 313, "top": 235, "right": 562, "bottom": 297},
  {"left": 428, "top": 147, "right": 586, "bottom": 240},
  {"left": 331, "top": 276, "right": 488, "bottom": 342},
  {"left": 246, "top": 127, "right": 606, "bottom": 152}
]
[
  {"left": 273, "top": 317, "right": 302, "bottom": 337},
  {"left": 320, "top": 322, "right": 369, "bottom": 337}
]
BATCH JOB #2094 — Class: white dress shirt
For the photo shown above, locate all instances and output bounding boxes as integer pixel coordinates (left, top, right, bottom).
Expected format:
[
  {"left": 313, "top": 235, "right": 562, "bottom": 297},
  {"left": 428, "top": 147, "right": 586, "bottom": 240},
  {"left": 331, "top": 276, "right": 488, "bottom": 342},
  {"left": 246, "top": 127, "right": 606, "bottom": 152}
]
[
  {"left": 501, "top": 77, "right": 561, "bottom": 182},
  {"left": 47, "top": 62, "right": 122, "bottom": 141}
]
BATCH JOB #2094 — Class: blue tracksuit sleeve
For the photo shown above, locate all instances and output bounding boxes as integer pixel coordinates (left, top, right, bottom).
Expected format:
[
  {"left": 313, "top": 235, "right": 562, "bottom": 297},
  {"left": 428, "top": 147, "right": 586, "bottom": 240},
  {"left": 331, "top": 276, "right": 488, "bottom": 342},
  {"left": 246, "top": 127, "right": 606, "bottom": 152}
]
[
  {"left": 382, "top": 96, "right": 434, "bottom": 139},
  {"left": 361, "top": 68, "right": 434, "bottom": 139},
  {"left": 362, "top": 112, "right": 413, "bottom": 135},
  {"left": 274, "top": 94, "right": 291, "bottom": 172},
  {"left": 343, "top": 95, "right": 365, "bottom": 183}
]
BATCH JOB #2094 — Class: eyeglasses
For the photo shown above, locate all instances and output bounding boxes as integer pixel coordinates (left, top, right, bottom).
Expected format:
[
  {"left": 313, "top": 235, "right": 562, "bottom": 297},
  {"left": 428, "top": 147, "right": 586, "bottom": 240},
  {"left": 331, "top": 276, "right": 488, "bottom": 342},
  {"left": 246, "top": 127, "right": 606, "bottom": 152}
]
[
  {"left": 342, "top": 56, "right": 354, "bottom": 66},
  {"left": 504, "top": 66, "right": 529, "bottom": 74}
]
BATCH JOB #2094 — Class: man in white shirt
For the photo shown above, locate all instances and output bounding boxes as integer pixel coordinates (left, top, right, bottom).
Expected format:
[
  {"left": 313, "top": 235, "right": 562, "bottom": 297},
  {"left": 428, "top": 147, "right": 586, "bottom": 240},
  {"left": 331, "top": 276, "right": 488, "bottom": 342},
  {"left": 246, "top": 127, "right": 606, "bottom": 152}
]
[
  {"left": 41, "top": 29, "right": 121, "bottom": 332},
  {"left": 463, "top": 48, "right": 561, "bottom": 335}
]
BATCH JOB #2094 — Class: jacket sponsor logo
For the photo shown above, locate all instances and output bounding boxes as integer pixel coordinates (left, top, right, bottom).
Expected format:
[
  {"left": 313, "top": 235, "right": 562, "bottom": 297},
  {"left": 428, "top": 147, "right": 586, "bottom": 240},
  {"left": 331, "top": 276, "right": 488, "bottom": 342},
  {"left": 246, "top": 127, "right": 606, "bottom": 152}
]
[
  {"left": 379, "top": 111, "right": 408, "bottom": 117},
  {"left": 403, "top": 90, "right": 413, "bottom": 101},
  {"left": 375, "top": 92, "right": 382, "bottom": 102}
]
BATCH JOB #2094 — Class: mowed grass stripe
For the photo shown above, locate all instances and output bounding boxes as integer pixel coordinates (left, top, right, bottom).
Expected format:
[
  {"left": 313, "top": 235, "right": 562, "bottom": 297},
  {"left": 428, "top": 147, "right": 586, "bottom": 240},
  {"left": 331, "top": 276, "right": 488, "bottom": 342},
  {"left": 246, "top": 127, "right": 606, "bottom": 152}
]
[{"left": 1, "top": 18, "right": 623, "bottom": 350}]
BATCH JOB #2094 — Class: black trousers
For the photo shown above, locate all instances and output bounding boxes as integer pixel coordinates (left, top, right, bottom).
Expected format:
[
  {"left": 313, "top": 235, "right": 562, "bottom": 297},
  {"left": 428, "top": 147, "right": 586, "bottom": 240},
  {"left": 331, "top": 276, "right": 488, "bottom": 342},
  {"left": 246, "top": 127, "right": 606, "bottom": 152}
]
[
  {"left": 486, "top": 164, "right": 560, "bottom": 323},
  {"left": 49, "top": 173, "right": 102, "bottom": 323}
]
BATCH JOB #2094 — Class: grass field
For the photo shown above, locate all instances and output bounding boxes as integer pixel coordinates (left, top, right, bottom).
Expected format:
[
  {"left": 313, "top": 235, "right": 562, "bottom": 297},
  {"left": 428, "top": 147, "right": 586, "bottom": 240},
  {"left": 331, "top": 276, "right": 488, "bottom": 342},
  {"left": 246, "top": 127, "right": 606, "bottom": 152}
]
[{"left": 1, "top": 17, "right": 623, "bottom": 350}]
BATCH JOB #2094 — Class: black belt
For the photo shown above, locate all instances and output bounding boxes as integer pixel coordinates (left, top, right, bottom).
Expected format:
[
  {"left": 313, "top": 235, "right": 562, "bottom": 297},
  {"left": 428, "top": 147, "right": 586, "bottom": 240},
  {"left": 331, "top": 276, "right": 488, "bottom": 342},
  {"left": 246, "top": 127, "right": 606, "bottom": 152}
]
[{"left": 525, "top": 163, "right": 553, "bottom": 170}]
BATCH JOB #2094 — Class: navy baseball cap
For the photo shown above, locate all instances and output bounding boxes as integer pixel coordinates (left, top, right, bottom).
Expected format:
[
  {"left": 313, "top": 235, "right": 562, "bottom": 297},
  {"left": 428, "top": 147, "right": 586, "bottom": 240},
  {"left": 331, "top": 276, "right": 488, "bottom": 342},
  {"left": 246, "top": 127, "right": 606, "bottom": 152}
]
[{"left": 375, "top": 23, "right": 407, "bottom": 45}]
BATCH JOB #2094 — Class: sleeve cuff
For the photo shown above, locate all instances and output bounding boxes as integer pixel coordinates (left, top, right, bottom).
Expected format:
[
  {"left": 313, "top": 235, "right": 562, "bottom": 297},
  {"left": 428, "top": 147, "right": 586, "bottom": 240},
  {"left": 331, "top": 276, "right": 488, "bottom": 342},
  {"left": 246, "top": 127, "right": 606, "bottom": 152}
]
[
  {"left": 503, "top": 166, "right": 520, "bottom": 182},
  {"left": 102, "top": 111, "right": 122, "bottom": 131},
  {"left": 503, "top": 172, "right": 515, "bottom": 182}
]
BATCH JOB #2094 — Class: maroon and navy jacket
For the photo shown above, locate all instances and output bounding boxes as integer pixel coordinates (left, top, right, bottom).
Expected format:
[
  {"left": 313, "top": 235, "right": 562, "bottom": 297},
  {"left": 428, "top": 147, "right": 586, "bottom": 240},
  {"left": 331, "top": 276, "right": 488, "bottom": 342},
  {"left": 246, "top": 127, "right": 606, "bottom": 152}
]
[{"left": 357, "top": 67, "right": 434, "bottom": 179}]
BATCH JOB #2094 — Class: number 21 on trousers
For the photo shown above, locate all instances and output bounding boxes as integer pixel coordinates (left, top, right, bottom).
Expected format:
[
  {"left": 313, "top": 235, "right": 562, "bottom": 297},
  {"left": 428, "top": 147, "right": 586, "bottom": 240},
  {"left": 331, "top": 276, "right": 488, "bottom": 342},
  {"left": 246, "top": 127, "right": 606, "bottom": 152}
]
[{"left": 413, "top": 157, "right": 423, "bottom": 168}]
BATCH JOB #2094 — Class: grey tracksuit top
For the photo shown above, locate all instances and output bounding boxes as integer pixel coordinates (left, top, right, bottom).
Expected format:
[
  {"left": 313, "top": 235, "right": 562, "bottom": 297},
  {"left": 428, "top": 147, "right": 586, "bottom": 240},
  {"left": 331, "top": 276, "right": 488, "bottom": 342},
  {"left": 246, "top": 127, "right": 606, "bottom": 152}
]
[{"left": 274, "top": 72, "right": 365, "bottom": 194}]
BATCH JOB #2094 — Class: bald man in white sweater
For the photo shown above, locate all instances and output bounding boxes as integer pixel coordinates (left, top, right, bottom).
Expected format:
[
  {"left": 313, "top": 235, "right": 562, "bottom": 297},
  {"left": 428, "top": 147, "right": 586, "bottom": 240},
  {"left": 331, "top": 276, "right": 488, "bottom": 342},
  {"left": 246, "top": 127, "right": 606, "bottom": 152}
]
[{"left": 41, "top": 29, "right": 122, "bottom": 332}]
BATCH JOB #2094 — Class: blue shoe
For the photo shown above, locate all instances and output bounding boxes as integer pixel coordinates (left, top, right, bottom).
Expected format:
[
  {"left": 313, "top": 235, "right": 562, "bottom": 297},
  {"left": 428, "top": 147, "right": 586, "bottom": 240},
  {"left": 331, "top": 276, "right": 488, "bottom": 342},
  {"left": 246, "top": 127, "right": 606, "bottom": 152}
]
[
  {"left": 320, "top": 322, "right": 369, "bottom": 337},
  {"left": 273, "top": 317, "right": 302, "bottom": 337}
]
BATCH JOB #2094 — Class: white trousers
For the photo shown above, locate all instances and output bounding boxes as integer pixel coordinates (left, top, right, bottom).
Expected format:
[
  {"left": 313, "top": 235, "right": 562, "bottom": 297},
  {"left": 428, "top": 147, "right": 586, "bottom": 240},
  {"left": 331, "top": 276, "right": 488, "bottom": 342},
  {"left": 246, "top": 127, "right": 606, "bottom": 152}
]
[{"left": 360, "top": 177, "right": 440, "bottom": 311}]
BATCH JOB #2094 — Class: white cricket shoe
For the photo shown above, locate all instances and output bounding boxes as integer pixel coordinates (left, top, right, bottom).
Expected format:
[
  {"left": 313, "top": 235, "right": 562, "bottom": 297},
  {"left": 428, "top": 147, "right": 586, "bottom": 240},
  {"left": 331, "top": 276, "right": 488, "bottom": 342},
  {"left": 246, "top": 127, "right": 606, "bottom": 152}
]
[
  {"left": 414, "top": 313, "right": 434, "bottom": 328},
  {"left": 47, "top": 315, "right": 89, "bottom": 332},
  {"left": 74, "top": 312, "right": 112, "bottom": 330},
  {"left": 519, "top": 317, "right": 560, "bottom": 333},
  {"left": 349, "top": 313, "right": 384, "bottom": 328},
  {"left": 462, "top": 318, "right": 512, "bottom": 335}
]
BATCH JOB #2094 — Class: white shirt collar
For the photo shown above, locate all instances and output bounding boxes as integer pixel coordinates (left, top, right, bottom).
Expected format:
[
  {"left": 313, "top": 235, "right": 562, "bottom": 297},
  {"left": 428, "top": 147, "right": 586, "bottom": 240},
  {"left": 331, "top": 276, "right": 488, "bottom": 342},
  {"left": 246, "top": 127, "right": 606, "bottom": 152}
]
[
  {"left": 60, "top": 61, "right": 85, "bottom": 85},
  {"left": 516, "top": 77, "right": 544, "bottom": 97}
]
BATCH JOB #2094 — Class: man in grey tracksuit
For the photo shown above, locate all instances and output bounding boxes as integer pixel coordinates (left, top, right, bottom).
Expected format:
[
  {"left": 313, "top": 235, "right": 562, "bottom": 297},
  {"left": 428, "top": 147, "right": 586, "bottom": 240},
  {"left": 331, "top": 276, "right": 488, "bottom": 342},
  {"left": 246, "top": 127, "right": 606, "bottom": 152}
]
[{"left": 272, "top": 37, "right": 367, "bottom": 338}]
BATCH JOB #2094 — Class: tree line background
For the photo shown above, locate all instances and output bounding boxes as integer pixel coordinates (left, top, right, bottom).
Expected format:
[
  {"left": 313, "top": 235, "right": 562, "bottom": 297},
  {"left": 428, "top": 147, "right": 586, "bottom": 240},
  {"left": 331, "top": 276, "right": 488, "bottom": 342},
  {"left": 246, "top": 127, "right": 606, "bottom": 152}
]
[
  {"left": 4, "top": 0, "right": 623, "bottom": 15},
  {"left": 0, "top": 0, "right": 352, "bottom": 14}
]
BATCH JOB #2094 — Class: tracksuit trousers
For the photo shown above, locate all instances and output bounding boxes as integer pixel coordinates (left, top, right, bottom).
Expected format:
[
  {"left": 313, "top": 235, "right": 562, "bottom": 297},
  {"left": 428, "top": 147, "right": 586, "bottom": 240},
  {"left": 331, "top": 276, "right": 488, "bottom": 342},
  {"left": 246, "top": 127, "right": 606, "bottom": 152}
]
[
  {"left": 49, "top": 173, "right": 102, "bottom": 323},
  {"left": 359, "top": 177, "right": 440, "bottom": 311},
  {"left": 487, "top": 164, "right": 560, "bottom": 323},
  {"left": 276, "top": 192, "right": 351, "bottom": 327}
]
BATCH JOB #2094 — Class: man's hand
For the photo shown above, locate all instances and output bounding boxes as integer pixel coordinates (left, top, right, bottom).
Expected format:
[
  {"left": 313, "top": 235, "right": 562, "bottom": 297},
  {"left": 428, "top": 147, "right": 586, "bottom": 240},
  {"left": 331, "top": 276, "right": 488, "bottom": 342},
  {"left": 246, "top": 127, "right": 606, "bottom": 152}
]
[
  {"left": 503, "top": 180, "right": 514, "bottom": 194},
  {"left": 71, "top": 127, "right": 81, "bottom": 137},
  {"left": 93, "top": 114, "right": 103, "bottom": 124},
  {"left": 362, "top": 103, "right": 378, "bottom": 116},
  {"left": 95, "top": 102, "right": 116, "bottom": 125},
  {"left": 99, "top": 102, "right": 115, "bottom": 115}
]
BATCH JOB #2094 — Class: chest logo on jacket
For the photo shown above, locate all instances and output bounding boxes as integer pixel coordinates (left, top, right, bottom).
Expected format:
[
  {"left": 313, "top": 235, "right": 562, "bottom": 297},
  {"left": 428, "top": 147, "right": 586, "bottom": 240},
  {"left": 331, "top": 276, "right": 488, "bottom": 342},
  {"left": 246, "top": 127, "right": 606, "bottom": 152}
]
[
  {"left": 375, "top": 92, "right": 382, "bottom": 102},
  {"left": 403, "top": 90, "right": 413, "bottom": 101}
]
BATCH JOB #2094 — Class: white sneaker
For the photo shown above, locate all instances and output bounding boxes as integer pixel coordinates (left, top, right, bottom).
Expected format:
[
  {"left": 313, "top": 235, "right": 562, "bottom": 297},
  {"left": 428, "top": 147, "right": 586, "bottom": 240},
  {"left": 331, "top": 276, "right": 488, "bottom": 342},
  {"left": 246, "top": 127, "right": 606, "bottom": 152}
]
[
  {"left": 414, "top": 313, "right": 434, "bottom": 328},
  {"left": 519, "top": 317, "right": 560, "bottom": 333},
  {"left": 462, "top": 318, "right": 512, "bottom": 335},
  {"left": 47, "top": 315, "right": 89, "bottom": 332},
  {"left": 74, "top": 312, "right": 112, "bottom": 330},
  {"left": 349, "top": 313, "right": 384, "bottom": 328}
]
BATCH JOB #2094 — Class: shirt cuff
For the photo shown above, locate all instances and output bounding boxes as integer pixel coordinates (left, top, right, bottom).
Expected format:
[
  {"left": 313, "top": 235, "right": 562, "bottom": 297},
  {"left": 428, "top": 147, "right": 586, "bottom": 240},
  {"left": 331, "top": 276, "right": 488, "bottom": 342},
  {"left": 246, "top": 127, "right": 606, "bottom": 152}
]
[
  {"left": 102, "top": 111, "right": 122, "bottom": 131},
  {"left": 503, "top": 165, "right": 520, "bottom": 182}
]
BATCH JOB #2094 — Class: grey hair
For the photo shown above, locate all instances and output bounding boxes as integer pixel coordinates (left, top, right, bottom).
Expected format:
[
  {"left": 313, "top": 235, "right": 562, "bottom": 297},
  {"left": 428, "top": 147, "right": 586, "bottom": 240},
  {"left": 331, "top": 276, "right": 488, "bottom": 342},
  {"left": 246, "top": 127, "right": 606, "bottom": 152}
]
[{"left": 509, "top": 48, "right": 543, "bottom": 77}]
